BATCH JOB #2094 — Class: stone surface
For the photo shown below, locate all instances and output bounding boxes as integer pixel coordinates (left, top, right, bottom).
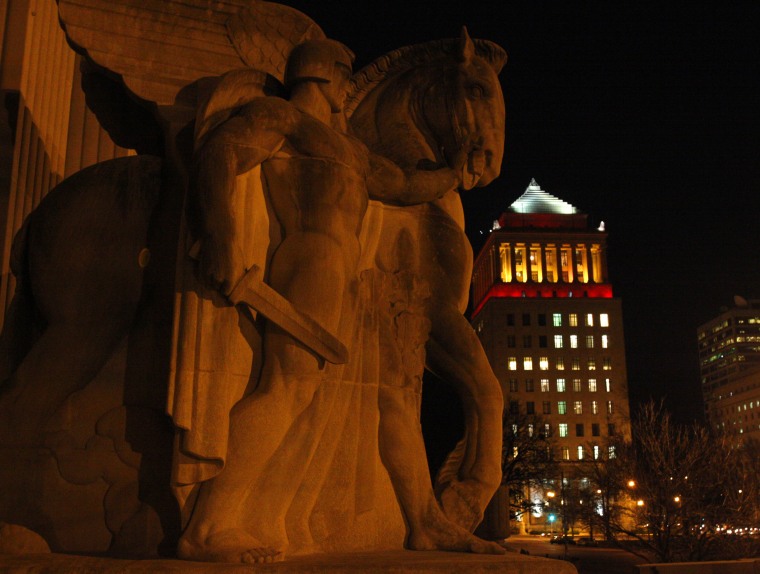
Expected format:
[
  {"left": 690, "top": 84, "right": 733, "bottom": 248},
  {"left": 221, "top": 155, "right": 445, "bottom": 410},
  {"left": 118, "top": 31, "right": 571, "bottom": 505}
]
[
  {"left": 0, "top": 550, "right": 577, "bottom": 573},
  {"left": 0, "top": 0, "right": 508, "bottom": 564},
  {"left": 636, "top": 560, "right": 760, "bottom": 574},
  {"left": 0, "top": 523, "right": 50, "bottom": 555}
]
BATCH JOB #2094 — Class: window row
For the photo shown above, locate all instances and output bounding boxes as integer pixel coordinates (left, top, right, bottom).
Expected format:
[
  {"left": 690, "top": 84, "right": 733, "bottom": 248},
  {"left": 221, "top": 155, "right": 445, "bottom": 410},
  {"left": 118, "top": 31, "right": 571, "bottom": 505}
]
[
  {"left": 508, "top": 378, "right": 614, "bottom": 393},
  {"left": 506, "top": 334, "right": 609, "bottom": 349},
  {"left": 560, "top": 444, "right": 616, "bottom": 461},
  {"left": 507, "top": 356, "right": 613, "bottom": 371},
  {"left": 499, "top": 242, "right": 603, "bottom": 285},
  {"left": 506, "top": 312, "right": 610, "bottom": 328},
  {"left": 509, "top": 422, "right": 617, "bottom": 439},
  {"left": 509, "top": 399, "right": 615, "bottom": 416}
]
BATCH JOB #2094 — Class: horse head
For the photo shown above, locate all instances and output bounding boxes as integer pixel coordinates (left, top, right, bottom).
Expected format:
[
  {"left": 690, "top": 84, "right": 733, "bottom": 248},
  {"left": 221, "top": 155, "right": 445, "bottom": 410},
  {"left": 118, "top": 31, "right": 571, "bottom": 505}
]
[{"left": 347, "top": 29, "right": 506, "bottom": 189}]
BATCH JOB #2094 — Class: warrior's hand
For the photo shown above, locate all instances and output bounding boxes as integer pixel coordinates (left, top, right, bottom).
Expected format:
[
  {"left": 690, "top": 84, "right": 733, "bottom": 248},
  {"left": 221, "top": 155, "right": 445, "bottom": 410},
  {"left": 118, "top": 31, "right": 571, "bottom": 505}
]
[
  {"left": 451, "top": 135, "right": 485, "bottom": 191},
  {"left": 197, "top": 237, "right": 246, "bottom": 296}
]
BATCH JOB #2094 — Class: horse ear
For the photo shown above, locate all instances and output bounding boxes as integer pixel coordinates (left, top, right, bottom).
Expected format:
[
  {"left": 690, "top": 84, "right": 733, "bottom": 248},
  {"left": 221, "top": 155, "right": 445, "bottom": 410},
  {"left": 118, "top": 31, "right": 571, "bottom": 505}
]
[{"left": 458, "top": 26, "right": 476, "bottom": 63}]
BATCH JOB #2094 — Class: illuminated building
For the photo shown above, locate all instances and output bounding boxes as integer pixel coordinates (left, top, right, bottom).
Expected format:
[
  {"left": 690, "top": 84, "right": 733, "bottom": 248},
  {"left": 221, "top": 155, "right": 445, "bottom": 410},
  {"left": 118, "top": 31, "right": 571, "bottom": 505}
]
[
  {"left": 697, "top": 297, "right": 760, "bottom": 437},
  {"left": 471, "top": 179, "right": 631, "bottom": 534}
]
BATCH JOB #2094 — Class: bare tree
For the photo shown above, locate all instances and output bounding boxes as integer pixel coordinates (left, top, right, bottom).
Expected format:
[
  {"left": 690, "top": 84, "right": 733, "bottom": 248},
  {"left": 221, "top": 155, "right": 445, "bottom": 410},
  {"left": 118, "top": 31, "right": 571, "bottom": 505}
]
[
  {"left": 610, "top": 402, "right": 760, "bottom": 562},
  {"left": 501, "top": 410, "right": 558, "bottom": 521}
]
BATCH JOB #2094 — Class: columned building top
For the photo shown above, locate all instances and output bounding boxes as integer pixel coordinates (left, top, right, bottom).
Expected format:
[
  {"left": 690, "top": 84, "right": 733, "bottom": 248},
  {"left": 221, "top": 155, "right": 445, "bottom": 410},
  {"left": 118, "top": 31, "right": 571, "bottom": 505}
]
[{"left": 472, "top": 179, "right": 612, "bottom": 316}]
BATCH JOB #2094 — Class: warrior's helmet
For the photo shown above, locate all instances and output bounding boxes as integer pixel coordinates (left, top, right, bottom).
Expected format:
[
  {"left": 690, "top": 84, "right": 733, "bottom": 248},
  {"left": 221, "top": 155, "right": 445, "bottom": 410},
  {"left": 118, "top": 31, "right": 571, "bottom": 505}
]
[{"left": 285, "top": 39, "right": 355, "bottom": 88}]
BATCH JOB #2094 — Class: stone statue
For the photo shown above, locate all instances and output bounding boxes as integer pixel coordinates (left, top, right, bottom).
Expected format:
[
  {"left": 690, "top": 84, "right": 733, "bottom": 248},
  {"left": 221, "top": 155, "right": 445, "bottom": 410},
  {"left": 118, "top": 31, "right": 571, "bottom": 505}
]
[
  {"left": 0, "top": 0, "right": 507, "bottom": 563},
  {"left": 177, "top": 37, "right": 491, "bottom": 562}
]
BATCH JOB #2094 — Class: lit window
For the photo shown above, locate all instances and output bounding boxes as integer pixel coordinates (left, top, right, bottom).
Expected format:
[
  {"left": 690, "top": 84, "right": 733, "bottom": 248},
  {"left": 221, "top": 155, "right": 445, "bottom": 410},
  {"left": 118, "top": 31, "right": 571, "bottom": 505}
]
[
  {"left": 586, "top": 335, "right": 594, "bottom": 348},
  {"left": 528, "top": 423, "right": 534, "bottom": 437},
  {"left": 541, "top": 379, "right": 550, "bottom": 392},
  {"left": 600, "top": 314, "right": 609, "bottom": 328},
  {"left": 562, "top": 447, "right": 570, "bottom": 461},
  {"left": 569, "top": 313, "right": 578, "bottom": 327},
  {"left": 544, "top": 423, "right": 551, "bottom": 437},
  {"left": 587, "top": 358, "right": 596, "bottom": 370},
  {"left": 513, "top": 447, "right": 519, "bottom": 458},
  {"left": 524, "top": 357, "right": 533, "bottom": 370},
  {"left": 577, "top": 446, "right": 584, "bottom": 460},
  {"left": 602, "top": 358, "right": 612, "bottom": 370},
  {"left": 573, "top": 379, "right": 582, "bottom": 392},
  {"left": 508, "top": 357, "right": 517, "bottom": 370},
  {"left": 570, "top": 335, "right": 579, "bottom": 349},
  {"left": 601, "top": 335, "right": 608, "bottom": 348},
  {"left": 607, "top": 400, "right": 614, "bottom": 415},
  {"left": 608, "top": 445, "right": 616, "bottom": 459},
  {"left": 558, "top": 401, "right": 567, "bottom": 415},
  {"left": 509, "top": 379, "right": 518, "bottom": 392},
  {"left": 589, "top": 379, "right": 597, "bottom": 392},
  {"left": 593, "top": 445, "right": 600, "bottom": 460},
  {"left": 557, "top": 379, "right": 566, "bottom": 392},
  {"left": 591, "top": 400, "right": 598, "bottom": 414},
  {"left": 553, "top": 313, "right": 562, "bottom": 327},
  {"left": 539, "top": 356, "right": 549, "bottom": 370},
  {"left": 574, "top": 400, "right": 583, "bottom": 415},
  {"left": 559, "top": 423, "right": 568, "bottom": 437},
  {"left": 556, "top": 357, "right": 565, "bottom": 370},
  {"left": 572, "top": 358, "right": 581, "bottom": 370},
  {"left": 605, "top": 379, "right": 611, "bottom": 392},
  {"left": 554, "top": 335, "right": 564, "bottom": 349},
  {"left": 543, "top": 401, "right": 551, "bottom": 414},
  {"left": 585, "top": 313, "right": 594, "bottom": 327}
]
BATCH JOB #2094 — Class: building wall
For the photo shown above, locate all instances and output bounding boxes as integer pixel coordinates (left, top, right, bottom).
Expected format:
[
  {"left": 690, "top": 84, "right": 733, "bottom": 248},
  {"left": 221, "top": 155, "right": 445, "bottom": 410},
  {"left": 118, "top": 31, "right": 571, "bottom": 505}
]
[
  {"left": 710, "top": 367, "right": 760, "bottom": 439},
  {"left": 474, "top": 296, "right": 630, "bottom": 457},
  {"left": 0, "top": 0, "right": 130, "bottom": 326},
  {"left": 697, "top": 302, "right": 760, "bottom": 425}
]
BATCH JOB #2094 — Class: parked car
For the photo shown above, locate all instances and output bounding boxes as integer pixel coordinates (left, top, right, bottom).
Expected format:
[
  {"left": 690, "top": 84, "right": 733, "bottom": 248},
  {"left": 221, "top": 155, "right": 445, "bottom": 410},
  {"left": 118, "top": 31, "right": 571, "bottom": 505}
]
[
  {"left": 576, "top": 536, "right": 598, "bottom": 547},
  {"left": 549, "top": 535, "right": 576, "bottom": 545}
]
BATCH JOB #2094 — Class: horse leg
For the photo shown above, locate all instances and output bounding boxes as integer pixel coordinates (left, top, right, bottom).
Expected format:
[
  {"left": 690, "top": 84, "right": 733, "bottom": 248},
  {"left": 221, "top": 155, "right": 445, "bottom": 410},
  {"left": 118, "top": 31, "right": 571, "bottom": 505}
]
[
  {"left": 0, "top": 282, "right": 42, "bottom": 383},
  {"left": 425, "top": 306, "right": 503, "bottom": 531},
  {"left": 0, "top": 317, "right": 132, "bottom": 443},
  {"left": 377, "top": 380, "right": 504, "bottom": 555}
]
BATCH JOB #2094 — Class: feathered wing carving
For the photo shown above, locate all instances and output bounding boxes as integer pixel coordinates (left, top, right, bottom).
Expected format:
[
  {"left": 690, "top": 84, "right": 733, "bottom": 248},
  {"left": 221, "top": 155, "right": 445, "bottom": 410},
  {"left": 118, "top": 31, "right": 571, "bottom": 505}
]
[{"left": 57, "top": 0, "right": 325, "bottom": 114}]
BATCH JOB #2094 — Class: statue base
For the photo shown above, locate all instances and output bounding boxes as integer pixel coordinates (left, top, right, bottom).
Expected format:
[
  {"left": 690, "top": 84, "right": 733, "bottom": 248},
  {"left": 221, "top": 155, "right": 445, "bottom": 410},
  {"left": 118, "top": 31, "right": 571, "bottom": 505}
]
[{"left": 0, "top": 550, "right": 578, "bottom": 573}]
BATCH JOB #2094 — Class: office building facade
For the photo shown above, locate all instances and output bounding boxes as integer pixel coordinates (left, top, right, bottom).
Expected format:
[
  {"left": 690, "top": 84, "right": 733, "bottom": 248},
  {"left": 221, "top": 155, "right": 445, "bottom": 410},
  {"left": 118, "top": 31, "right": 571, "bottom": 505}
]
[
  {"left": 697, "top": 297, "right": 760, "bottom": 438},
  {"left": 471, "top": 179, "right": 631, "bottom": 533}
]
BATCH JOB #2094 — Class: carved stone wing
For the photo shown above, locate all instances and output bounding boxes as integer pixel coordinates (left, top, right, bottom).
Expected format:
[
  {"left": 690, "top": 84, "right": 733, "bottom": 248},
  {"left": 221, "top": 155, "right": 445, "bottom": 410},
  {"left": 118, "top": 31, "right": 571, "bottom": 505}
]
[{"left": 57, "top": 0, "right": 325, "bottom": 112}]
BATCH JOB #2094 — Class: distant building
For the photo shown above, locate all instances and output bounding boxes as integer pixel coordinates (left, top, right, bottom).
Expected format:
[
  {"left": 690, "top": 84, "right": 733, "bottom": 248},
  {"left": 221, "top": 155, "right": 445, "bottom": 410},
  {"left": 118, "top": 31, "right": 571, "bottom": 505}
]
[
  {"left": 471, "top": 178, "right": 631, "bottom": 534},
  {"left": 697, "top": 297, "right": 760, "bottom": 438}
]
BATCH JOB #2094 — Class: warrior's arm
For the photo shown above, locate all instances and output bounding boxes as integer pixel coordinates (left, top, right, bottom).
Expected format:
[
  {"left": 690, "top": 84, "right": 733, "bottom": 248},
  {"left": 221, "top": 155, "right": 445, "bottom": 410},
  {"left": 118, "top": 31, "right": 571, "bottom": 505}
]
[
  {"left": 366, "top": 141, "right": 476, "bottom": 206},
  {"left": 191, "top": 105, "right": 287, "bottom": 293}
]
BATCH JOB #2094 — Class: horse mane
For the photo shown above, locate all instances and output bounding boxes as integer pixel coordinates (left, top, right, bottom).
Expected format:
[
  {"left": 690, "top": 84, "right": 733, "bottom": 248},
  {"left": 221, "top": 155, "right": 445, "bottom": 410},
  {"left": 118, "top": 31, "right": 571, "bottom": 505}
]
[{"left": 345, "top": 37, "right": 506, "bottom": 117}]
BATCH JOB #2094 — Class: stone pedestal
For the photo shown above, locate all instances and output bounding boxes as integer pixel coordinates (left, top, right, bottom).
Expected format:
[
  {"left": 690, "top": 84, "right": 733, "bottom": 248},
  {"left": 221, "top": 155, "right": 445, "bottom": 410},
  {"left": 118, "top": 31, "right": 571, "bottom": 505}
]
[{"left": 0, "top": 550, "right": 578, "bottom": 573}]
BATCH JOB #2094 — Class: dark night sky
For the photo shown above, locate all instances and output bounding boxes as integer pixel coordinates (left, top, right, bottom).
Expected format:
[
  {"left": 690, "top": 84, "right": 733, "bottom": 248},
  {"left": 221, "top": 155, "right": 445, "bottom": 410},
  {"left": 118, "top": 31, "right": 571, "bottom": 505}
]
[{"left": 286, "top": 0, "right": 760, "bottom": 423}]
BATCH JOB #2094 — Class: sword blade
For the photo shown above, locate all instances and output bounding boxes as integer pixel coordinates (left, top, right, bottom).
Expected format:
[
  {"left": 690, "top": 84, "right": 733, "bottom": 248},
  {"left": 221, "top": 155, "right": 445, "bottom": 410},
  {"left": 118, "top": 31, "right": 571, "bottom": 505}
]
[{"left": 228, "top": 265, "right": 349, "bottom": 365}]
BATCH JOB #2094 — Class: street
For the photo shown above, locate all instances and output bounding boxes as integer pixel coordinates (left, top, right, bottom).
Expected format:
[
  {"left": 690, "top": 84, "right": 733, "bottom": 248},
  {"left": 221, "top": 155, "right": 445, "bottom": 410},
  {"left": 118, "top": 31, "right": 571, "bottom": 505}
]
[{"left": 502, "top": 534, "right": 650, "bottom": 574}]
